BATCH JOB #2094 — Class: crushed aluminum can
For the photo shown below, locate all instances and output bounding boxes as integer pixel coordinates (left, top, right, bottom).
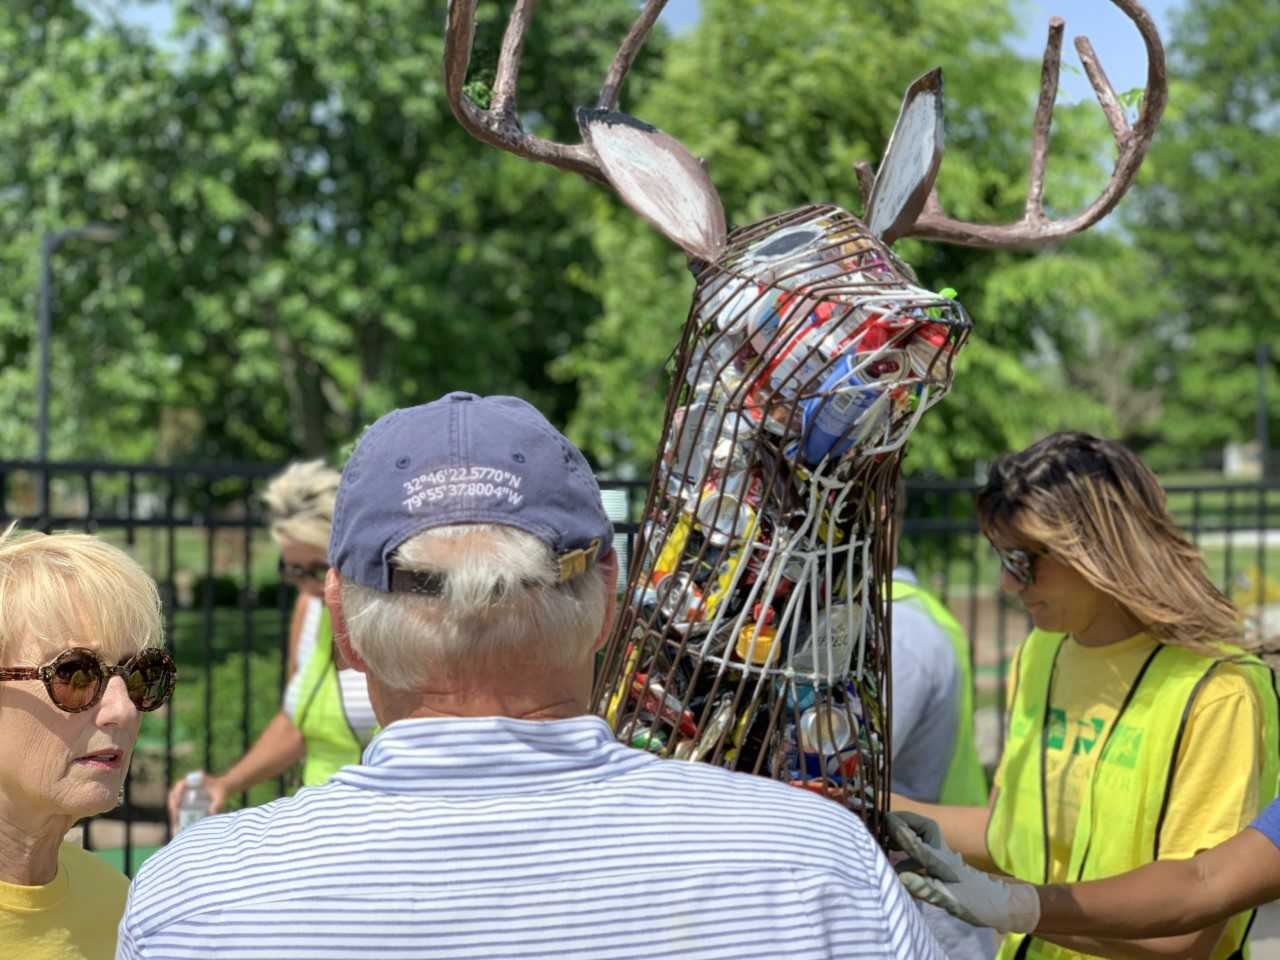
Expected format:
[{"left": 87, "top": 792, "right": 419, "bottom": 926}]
[
  {"left": 672, "top": 738, "right": 697, "bottom": 761},
  {"left": 691, "top": 696, "right": 736, "bottom": 762},
  {"left": 755, "top": 313, "right": 833, "bottom": 401},
  {"left": 693, "top": 491, "right": 756, "bottom": 547},
  {"left": 798, "top": 362, "right": 886, "bottom": 465},
  {"left": 619, "top": 719, "right": 667, "bottom": 753},
  {"left": 630, "top": 674, "right": 699, "bottom": 740},
  {"left": 799, "top": 704, "right": 857, "bottom": 755},
  {"left": 654, "top": 572, "right": 705, "bottom": 632}
]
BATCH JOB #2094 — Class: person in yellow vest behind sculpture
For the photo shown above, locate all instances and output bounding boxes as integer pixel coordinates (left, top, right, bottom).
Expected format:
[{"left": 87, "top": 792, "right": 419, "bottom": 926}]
[
  {"left": 891, "top": 476, "right": 994, "bottom": 959},
  {"left": 166, "top": 461, "right": 377, "bottom": 825},
  {"left": 892, "top": 432, "right": 1280, "bottom": 960}
]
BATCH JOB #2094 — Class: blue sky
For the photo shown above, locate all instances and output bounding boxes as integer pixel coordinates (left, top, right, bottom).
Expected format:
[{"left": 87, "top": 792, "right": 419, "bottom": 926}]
[
  {"left": 123, "top": 0, "right": 1182, "bottom": 105},
  {"left": 655, "top": 0, "right": 1182, "bottom": 103}
]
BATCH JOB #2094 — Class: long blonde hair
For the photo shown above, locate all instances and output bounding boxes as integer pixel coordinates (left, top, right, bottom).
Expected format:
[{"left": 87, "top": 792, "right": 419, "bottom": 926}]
[
  {"left": 977, "top": 432, "right": 1241, "bottom": 654},
  {"left": 0, "top": 524, "right": 163, "bottom": 663},
  {"left": 261, "top": 460, "right": 340, "bottom": 551}
]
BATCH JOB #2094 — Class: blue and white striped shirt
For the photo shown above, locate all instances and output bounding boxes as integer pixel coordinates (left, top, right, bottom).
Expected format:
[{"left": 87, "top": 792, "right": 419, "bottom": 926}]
[{"left": 118, "top": 716, "right": 942, "bottom": 959}]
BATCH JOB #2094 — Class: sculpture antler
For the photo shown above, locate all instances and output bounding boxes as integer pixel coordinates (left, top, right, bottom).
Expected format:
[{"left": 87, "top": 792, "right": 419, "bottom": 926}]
[
  {"left": 443, "top": 0, "right": 669, "bottom": 186},
  {"left": 856, "top": 0, "right": 1168, "bottom": 248}
]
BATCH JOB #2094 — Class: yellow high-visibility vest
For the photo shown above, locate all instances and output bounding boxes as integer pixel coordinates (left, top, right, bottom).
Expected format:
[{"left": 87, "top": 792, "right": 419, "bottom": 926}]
[
  {"left": 294, "top": 607, "right": 374, "bottom": 786},
  {"left": 892, "top": 579, "right": 988, "bottom": 806},
  {"left": 989, "top": 630, "right": 1280, "bottom": 960}
]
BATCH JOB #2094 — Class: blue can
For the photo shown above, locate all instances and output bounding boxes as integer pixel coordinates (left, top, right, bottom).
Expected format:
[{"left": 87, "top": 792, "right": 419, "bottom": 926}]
[{"left": 798, "top": 358, "right": 883, "bottom": 465}]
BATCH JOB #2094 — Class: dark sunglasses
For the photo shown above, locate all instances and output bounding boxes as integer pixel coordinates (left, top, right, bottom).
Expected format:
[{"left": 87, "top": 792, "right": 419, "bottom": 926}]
[
  {"left": 278, "top": 558, "right": 330, "bottom": 582},
  {"left": 993, "top": 545, "right": 1045, "bottom": 586},
  {"left": 0, "top": 646, "right": 177, "bottom": 714}
]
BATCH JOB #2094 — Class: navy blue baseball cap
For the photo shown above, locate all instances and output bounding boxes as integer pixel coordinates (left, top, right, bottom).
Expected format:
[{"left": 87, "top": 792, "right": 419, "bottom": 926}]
[{"left": 330, "top": 392, "right": 614, "bottom": 592}]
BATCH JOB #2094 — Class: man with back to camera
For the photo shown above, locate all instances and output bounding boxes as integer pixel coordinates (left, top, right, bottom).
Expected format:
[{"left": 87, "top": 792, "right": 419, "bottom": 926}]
[{"left": 117, "top": 391, "right": 943, "bottom": 960}]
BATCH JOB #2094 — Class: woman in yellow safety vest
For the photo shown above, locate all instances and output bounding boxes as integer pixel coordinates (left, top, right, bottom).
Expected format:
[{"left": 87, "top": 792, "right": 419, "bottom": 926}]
[
  {"left": 894, "top": 432, "right": 1279, "bottom": 960},
  {"left": 166, "top": 461, "right": 377, "bottom": 824}
]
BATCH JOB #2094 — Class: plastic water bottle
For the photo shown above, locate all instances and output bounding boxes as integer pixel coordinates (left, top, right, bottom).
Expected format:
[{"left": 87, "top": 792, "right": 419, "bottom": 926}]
[{"left": 177, "top": 771, "right": 213, "bottom": 832}]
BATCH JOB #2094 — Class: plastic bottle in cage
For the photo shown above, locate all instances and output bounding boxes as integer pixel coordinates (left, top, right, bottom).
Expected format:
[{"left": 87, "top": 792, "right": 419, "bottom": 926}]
[
  {"left": 663, "top": 403, "right": 714, "bottom": 497},
  {"left": 697, "top": 273, "right": 760, "bottom": 340},
  {"left": 745, "top": 288, "right": 803, "bottom": 356},
  {"left": 664, "top": 406, "right": 753, "bottom": 500},
  {"left": 792, "top": 602, "right": 861, "bottom": 681},
  {"left": 756, "top": 317, "right": 831, "bottom": 401},
  {"left": 684, "top": 335, "right": 745, "bottom": 395}
]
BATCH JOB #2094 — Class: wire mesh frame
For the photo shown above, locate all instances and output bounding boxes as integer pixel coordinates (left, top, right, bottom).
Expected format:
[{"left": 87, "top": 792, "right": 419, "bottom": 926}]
[{"left": 593, "top": 204, "right": 973, "bottom": 838}]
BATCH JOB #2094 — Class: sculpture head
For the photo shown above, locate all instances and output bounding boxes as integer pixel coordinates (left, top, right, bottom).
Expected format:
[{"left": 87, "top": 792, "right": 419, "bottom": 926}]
[{"left": 444, "top": 0, "right": 1166, "bottom": 833}]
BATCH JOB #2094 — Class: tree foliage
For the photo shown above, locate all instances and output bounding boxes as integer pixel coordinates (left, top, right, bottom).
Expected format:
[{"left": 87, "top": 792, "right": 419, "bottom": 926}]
[
  {"left": 0, "top": 0, "right": 1245, "bottom": 480},
  {"left": 0, "top": 0, "right": 659, "bottom": 462},
  {"left": 1125, "top": 0, "right": 1280, "bottom": 470},
  {"left": 556, "top": 0, "right": 1134, "bottom": 478}
]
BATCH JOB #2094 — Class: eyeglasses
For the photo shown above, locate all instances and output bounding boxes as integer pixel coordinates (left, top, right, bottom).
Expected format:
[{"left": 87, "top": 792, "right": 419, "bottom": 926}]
[
  {"left": 278, "top": 558, "right": 330, "bottom": 583},
  {"left": 992, "top": 545, "right": 1045, "bottom": 586},
  {"left": 0, "top": 647, "right": 177, "bottom": 714}
]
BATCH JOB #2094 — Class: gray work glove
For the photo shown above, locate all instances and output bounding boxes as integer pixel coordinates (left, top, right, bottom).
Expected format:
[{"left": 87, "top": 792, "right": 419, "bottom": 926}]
[{"left": 886, "top": 811, "right": 1041, "bottom": 934}]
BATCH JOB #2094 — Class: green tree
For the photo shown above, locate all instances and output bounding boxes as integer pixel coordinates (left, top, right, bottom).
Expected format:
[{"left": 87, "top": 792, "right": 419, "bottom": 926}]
[
  {"left": 0, "top": 0, "right": 661, "bottom": 462},
  {"left": 1127, "top": 0, "right": 1280, "bottom": 470},
  {"left": 557, "top": 0, "right": 1145, "bottom": 478}
]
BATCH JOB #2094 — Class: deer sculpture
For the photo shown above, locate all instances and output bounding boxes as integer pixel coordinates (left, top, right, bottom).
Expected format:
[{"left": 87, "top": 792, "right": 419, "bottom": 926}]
[{"left": 444, "top": 0, "right": 1166, "bottom": 839}]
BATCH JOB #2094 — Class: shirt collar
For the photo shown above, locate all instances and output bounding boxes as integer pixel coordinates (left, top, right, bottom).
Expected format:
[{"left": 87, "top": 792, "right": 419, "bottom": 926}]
[{"left": 329, "top": 715, "right": 655, "bottom": 796}]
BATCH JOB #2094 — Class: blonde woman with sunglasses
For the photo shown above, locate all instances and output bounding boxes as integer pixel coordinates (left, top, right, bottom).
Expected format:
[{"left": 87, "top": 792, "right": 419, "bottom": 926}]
[
  {"left": 0, "top": 526, "right": 175, "bottom": 959},
  {"left": 165, "top": 460, "right": 377, "bottom": 825},
  {"left": 892, "top": 432, "right": 1280, "bottom": 960}
]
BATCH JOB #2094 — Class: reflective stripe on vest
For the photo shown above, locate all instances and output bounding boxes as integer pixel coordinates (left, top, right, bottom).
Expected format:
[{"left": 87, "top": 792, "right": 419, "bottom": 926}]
[
  {"left": 892, "top": 580, "right": 988, "bottom": 806},
  {"left": 990, "top": 630, "right": 1280, "bottom": 960},
  {"left": 293, "top": 607, "right": 367, "bottom": 786}
]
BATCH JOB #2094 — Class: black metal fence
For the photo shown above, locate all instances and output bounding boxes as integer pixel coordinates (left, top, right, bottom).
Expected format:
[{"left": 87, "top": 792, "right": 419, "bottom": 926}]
[{"left": 2, "top": 459, "right": 1277, "bottom": 876}]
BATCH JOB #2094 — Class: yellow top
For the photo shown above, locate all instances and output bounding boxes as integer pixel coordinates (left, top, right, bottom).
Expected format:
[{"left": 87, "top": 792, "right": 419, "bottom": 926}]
[
  {"left": 998, "top": 631, "right": 1262, "bottom": 883},
  {"left": 0, "top": 842, "right": 130, "bottom": 960}
]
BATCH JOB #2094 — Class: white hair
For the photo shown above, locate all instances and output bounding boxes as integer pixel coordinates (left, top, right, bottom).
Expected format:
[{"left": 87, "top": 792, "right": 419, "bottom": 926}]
[{"left": 338, "top": 525, "right": 607, "bottom": 689}]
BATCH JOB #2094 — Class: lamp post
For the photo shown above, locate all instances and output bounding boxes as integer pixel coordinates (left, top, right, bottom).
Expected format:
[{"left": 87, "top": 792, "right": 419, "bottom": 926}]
[{"left": 35, "top": 223, "right": 121, "bottom": 520}]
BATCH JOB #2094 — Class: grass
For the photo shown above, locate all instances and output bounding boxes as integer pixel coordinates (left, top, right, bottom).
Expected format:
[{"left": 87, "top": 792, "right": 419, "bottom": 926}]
[
  {"left": 90, "top": 844, "right": 164, "bottom": 875},
  {"left": 89, "top": 526, "right": 284, "bottom": 594}
]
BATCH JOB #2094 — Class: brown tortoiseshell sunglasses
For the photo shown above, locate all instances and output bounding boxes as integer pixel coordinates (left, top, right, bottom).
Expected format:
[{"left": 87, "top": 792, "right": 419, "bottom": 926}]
[{"left": 0, "top": 647, "right": 177, "bottom": 713}]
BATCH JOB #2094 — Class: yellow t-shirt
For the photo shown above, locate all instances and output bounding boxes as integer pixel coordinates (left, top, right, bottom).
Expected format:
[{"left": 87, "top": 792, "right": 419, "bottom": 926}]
[
  {"left": 998, "top": 632, "right": 1262, "bottom": 884},
  {"left": 0, "top": 842, "right": 130, "bottom": 960}
]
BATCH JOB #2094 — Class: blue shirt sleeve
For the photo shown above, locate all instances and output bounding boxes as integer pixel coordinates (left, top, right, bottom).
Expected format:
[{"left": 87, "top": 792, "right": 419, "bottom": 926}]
[{"left": 1251, "top": 798, "right": 1280, "bottom": 849}]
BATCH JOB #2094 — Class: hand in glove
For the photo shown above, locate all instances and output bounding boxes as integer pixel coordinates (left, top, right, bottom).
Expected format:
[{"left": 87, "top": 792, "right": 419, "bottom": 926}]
[{"left": 886, "top": 811, "right": 1041, "bottom": 934}]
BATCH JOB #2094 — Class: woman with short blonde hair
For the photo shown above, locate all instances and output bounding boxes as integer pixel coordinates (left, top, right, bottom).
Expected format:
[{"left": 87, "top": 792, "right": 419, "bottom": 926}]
[
  {"left": 166, "top": 460, "right": 377, "bottom": 823},
  {"left": 0, "top": 526, "right": 175, "bottom": 959}
]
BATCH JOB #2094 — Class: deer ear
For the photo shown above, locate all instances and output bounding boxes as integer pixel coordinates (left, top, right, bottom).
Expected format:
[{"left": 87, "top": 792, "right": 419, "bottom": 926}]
[
  {"left": 865, "top": 68, "right": 945, "bottom": 245},
  {"left": 579, "top": 108, "right": 727, "bottom": 263}
]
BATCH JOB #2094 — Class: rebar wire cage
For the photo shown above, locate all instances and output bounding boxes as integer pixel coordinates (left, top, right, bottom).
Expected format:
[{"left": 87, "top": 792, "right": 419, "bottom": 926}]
[{"left": 593, "top": 204, "right": 972, "bottom": 836}]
